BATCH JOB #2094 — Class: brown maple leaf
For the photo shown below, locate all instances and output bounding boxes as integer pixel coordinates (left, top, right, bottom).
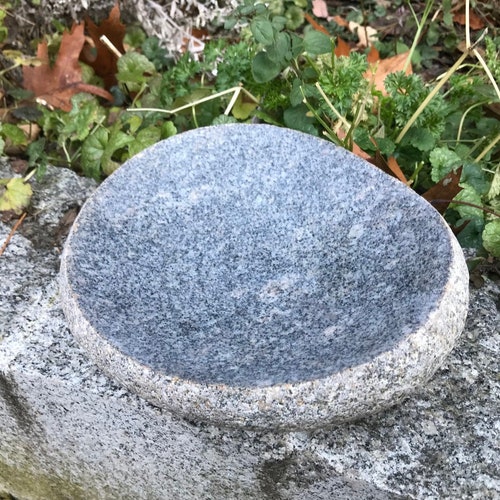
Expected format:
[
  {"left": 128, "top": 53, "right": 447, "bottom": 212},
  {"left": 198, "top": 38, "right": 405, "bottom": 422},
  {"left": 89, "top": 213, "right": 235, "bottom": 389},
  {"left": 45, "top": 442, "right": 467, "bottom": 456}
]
[
  {"left": 80, "top": 2, "right": 126, "bottom": 89},
  {"left": 22, "top": 23, "right": 113, "bottom": 112}
]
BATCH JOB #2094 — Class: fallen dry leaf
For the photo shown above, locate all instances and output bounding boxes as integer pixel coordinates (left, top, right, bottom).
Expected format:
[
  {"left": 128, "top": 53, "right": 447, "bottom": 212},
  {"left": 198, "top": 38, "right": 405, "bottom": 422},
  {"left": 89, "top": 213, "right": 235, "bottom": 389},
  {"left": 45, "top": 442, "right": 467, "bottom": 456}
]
[
  {"left": 312, "top": 0, "right": 329, "bottom": 19},
  {"left": 366, "top": 51, "right": 412, "bottom": 94},
  {"left": 23, "top": 23, "right": 113, "bottom": 112},
  {"left": 366, "top": 150, "right": 408, "bottom": 184},
  {"left": 335, "top": 37, "right": 351, "bottom": 57},
  {"left": 181, "top": 27, "right": 208, "bottom": 55},
  {"left": 366, "top": 45, "right": 380, "bottom": 64},
  {"left": 453, "top": 9, "right": 485, "bottom": 30},
  {"left": 331, "top": 15, "right": 350, "bottom": 28},
  {"left": 80, "top": 2, "right": 126, "bottom": 89},
  {"left": 422, "top": 167, "right": 463, "bottom": 214},
  {"left": 348, "top": 21, "right": 378, "bottom": 47},
  {"left": 387, "top": 156, "right": 407, "bottom": 184},
  {"left": 337, "top": 129, "right": 409, "bottom": 184}
]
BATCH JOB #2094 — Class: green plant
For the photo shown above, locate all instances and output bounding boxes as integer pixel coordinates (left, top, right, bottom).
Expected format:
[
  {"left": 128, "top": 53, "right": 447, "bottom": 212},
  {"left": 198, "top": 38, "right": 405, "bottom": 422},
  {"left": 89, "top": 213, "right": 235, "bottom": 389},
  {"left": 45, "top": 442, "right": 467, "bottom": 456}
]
[
  {"left": 222, "top": 0, "right": 500, "bottom": 255},
  {"left": 0, "top": 0, "right": 498, "bottom": 257},
  {"left": 0, "top": 3, "right": 10, "bottom": 43}
]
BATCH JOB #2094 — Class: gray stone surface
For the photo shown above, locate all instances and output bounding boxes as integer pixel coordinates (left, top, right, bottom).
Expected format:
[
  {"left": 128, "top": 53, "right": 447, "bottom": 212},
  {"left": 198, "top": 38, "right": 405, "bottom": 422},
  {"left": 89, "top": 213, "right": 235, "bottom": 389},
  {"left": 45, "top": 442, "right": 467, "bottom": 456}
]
[
  {"left": 60, "top": 124, "right": 469, "bottom": 430},
  {"left": 0, "top": 160, "right": 498, "bottom": 499}
]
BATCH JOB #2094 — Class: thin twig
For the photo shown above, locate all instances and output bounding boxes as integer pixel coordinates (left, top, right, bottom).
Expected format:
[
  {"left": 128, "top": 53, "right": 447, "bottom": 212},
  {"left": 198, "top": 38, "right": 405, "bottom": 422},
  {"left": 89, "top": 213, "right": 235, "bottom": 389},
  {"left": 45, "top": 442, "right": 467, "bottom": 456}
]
[
  {"left": 128, "top": 86, "right": 259, "bottom": 116},
  {"left": 429, "top": 199, "right": 500, "bottom": 218},
  {"left": 396, "top": 29, "right": 487, "bottom": 144},
  {"left": 476, "top": 131, "right": 500, "bottom": 163},
  {"left": 100, "top": 35, "right": 123, "bottom": 58},
  {"left": 0, "top": 212, "right": 27, "bottom": 257},
  {"left": 314, "top": 82, "right": 351, "bottom": 130}
]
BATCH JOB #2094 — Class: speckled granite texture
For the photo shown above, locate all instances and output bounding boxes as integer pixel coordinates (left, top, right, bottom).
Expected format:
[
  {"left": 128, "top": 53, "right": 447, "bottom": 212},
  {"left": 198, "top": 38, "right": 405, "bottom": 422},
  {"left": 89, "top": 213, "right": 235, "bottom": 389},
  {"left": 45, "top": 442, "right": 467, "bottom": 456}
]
[
  {"left": 0, "top": 162, "right": 498, "bottom": 499},
  {"left": 60, "top": 124, "right": 469, "bottom": 430}
]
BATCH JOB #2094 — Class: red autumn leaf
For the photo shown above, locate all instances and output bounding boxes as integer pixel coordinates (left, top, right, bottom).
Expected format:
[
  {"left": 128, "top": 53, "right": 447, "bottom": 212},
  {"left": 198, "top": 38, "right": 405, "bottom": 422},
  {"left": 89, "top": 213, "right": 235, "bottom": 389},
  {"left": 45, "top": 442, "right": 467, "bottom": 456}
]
[
  {"left": 370, "top": 152, "right": 408, "bottom": 184},
  {"left": 366, "top": 45, "right": 380, "bottom": 64},
  {"left": 331, "top": 15, "right": 350, "bottom": 29},
  {"left": 22, "top": 23, "right": 113, "bottom": 112},
  {"left": 387, "top": 156, "right": 408, "bottom": 184},
  {"left": 80, "top": 2, "right": 126, "bottom": 89},
  {"left": 422, "top": 167, "right": 463, "bottom": 215},
  {"left": 335, "top": 37, "right": 351, "bottom": 57}
]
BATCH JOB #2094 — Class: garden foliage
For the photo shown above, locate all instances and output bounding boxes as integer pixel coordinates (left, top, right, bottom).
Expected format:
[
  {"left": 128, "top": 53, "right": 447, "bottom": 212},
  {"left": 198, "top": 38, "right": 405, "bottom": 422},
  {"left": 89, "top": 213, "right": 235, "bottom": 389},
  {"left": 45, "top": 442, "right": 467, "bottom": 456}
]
[{"left": 0, "top": 0, "right": 499, "bottom": 258}]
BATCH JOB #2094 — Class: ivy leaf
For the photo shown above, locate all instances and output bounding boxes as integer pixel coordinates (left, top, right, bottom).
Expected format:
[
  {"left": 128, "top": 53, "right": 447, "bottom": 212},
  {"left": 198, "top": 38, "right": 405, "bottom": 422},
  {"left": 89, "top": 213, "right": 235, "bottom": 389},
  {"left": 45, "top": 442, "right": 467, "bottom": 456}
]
[
  {"left": 161, "top": 121, "right": 177, "bottom": 139},
  {"left": 482, "top": 219, "right": 500, "bottom": 257},
  {"left": 429, "top": 146, "right": 462, "bottom": 182},
  {"left": 231, "top": 92, "right": 259, "bottom": 120},
  {"left": 250, "top": 18, "right": 275, "bottom": 46},
  {"left": 60, "top": 94, "right": 106, "bottom": 143},
  {"left": 0, "top": 178, "right": 33, "bottom": 215},
  {"left": 127, "top": 125, "right": 161, "bottom": 157},
  {"left": 81, "top": 125, "right": 133, "bottom": 179},
  {"left": 375, "top": 137, "right": 396, "bottom": 156},
  {"left": 252, "top": 51, "right": 282, "bottom": 83},
  {"left": 266, "top": 32, "right": 291, "bottom": 64},
  {"left": 116, "top": 52, "right": 156, "bottom": 93},
  {"left": 0, "top": 123, "right": 27, "bottom": 146},
  {"left": 102, "top": 127, "right": 135, "bottom": 174},
  {"left": 461, "top": 162, "right": 491, "bottom": 196},
  {"left": 212, "top": 115, "right": 238, "bottom": 125},
  {"left": 456, "top": 217, "right": 484, "bottom": 249},
  {"left": 285, "top": 6, "right": 305, "bottom": 30},
  {"left": 81, "top": 127, "right": 109, "bottom": 179},
  {"left": 284, "top": 104, "right": 318, "bottom": 135},
  {"left": 141, "top": 37, "right": 171, "bottom": 71},
  {"left": 303, "top": 30, "right": 332, "bottom": 55},
  {"left": 451, "top": 185, "right": 484, "bottom": 219},
  {"left": 402, "top": 127, "right": 435, "bottom": 152},
  {"left": 125, "top": 115, "right": 143, "bottom": 135},
  {"left": 27, "top": 138, "right": 48, "bottom": 169}
]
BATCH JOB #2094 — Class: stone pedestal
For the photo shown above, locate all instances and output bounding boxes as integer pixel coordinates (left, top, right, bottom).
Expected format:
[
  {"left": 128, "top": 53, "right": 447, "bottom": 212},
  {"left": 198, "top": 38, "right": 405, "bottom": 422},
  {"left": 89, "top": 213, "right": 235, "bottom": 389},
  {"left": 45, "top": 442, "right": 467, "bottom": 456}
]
[{"left": 1, "top": 139, "right": 497, "bottom": 499}]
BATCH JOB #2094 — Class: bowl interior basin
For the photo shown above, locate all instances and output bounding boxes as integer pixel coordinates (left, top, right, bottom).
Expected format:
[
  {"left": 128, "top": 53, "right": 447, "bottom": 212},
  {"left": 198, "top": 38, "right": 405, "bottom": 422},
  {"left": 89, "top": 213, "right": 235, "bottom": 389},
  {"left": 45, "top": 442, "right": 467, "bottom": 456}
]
[{"left": 64, "top": 125, "right": 453, "bottom": 388}]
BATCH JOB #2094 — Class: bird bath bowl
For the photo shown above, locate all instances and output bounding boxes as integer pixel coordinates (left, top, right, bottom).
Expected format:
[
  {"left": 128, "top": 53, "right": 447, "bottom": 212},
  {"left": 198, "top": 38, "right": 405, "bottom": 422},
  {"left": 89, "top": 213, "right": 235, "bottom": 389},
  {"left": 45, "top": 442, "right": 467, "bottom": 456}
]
[{"left": 60, "top": 124, "right": 469, "bottom": 430}]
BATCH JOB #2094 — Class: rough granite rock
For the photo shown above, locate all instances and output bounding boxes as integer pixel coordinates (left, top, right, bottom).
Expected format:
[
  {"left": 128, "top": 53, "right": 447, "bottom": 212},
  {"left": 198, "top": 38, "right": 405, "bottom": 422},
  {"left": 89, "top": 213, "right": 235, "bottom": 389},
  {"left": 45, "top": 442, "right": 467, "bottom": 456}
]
[
  {"left": 0, "top": 153, "right": 499, "bottom": 499},
  {"left": 59, "top": 124, "right": 469, "bottom": 431}
]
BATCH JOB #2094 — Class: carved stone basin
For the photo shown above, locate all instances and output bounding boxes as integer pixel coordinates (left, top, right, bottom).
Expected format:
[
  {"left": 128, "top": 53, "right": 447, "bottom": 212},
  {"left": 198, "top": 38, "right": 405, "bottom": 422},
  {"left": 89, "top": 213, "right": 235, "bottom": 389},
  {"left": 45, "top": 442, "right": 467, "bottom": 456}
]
[{"left": 60, "top": 124, "right": 469, "bottom": 430}]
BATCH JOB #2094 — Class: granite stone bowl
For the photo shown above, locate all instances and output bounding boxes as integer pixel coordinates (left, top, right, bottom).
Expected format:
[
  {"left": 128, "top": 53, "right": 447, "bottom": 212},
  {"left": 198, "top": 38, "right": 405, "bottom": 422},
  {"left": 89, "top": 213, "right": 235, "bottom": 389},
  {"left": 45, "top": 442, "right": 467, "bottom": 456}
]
[{"left": 60, "top": 124, "right": 469, "bottom": 431}]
